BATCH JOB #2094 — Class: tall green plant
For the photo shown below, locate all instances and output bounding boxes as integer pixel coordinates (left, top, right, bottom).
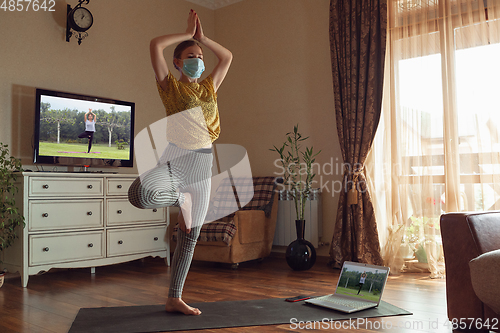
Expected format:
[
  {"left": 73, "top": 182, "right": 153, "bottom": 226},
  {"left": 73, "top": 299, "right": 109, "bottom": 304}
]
[
  {"left": 270, "top": 125, "right": 321, "bottom": 221},
  {"left": 0, "top": 143, "right": 25, "bottom": 264}
]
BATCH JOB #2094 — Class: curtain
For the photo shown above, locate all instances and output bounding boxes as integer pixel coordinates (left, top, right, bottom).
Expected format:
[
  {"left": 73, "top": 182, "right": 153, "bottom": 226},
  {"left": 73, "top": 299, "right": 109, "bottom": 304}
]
[
  {"left": 368, "top": 0, "right": 500, "bottom": 278},
  {"left": 328, "top": 0, "right": 387, "bottom": 268}
]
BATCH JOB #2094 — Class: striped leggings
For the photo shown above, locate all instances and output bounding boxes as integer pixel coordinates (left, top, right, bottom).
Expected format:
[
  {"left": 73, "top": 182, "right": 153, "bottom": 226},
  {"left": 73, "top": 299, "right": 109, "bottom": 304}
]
[{"left": 128, "top": 143, "right": 213, "bottom": 298}]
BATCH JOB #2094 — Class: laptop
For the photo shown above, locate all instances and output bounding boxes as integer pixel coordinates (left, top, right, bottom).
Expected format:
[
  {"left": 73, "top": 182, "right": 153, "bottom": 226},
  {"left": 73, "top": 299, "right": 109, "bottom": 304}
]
[{"left": 305, "top": 261, "right": 390, "bottom": 313}]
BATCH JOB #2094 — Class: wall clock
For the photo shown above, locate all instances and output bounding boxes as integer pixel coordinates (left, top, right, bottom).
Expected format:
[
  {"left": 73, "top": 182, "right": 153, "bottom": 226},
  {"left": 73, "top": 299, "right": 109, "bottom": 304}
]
[{"left": 66, "top": 0, "right": 93, "bottom": 45}]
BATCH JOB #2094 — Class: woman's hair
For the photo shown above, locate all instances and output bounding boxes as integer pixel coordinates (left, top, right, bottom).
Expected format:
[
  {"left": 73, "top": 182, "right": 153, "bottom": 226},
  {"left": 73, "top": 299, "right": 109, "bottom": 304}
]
[{"left": 173, "top": 40, "right": 203, "bottom": 70}]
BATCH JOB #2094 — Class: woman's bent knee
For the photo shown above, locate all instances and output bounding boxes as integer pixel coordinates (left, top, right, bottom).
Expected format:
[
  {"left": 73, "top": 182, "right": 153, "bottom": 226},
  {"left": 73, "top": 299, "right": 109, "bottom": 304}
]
[{"left": 128, "top": 177, "right": 181, "bottom": 209}]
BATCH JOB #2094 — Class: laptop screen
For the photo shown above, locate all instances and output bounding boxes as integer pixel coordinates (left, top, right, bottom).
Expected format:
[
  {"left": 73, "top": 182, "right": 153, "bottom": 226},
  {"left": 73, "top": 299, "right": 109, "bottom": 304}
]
[{"left": 334, "top": 262, "right": 390, "bottom": 304}]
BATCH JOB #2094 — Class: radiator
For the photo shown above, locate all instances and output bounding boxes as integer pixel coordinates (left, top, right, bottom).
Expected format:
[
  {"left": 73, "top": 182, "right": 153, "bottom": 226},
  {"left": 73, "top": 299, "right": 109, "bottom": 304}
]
[{"left": 273, "top": 189, "right": 322, "bottom": 248}]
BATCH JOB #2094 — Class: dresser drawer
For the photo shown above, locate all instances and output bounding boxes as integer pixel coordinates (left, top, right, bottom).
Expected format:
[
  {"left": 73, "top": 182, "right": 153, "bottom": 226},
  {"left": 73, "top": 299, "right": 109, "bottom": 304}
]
[
  {"left": 107, "top": 199, "right": 165, "bottom": 225},
  {"left": 107, "top": 178, "right": 135, "bottom": 196},
  {"left": 29, "top": 199, "right": 103, "bottom": 231},
  {"left": 30, "top": 231, "right": 105, "bottom": 265},
  {"left": 107, "top": 226, "right": 167, "bottom": 257},
  {"left": 29, "top": 177, "right": 103, "bottom": 197}
]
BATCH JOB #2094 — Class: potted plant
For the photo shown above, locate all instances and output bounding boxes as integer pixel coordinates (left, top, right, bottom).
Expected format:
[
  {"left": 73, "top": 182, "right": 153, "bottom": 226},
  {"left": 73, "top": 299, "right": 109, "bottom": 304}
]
[
  {"left": 0, "top": 143, "right": 25, "bottom": 287},
  {"left": 270, "top": 124, "right": 321, "bottom": 270},
  {"left": 405, "top": 215, "right": 441, "bottom": 263}
]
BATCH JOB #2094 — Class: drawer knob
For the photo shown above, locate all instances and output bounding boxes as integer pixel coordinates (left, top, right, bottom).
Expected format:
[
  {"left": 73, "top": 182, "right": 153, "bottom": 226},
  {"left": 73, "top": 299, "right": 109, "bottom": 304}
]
[
  {"left": 153, "top": 208, "right": 158, "bottom": 212},
  {"left": 87, "top": 185, "right": 93, "bottom": 189},
  {"left": 117, "top": 185, "right": 122, "bottom": 189},
  {"left": 118, "top": 240, "right": 123, "bottom": 245},
  {"left": 88, "top": 243, "right": 93, "bottom": 248},
  {"left": 154, "top": 237, "right": 159, "bottom": 241},
  {"left": 43, "top": 247, "right": 49, "bottom": 252},
  {"left": 87, "top": 211, "right": 93, "bottom": 216},
  {"left": 42, "top": 213, "right": 49, "bottom": 218},
  {"left": 42, "top": 184, "right": 49, "bottom": 189},
  {"left": 117, "top": 210, "right": 122, "bottom": 214}
]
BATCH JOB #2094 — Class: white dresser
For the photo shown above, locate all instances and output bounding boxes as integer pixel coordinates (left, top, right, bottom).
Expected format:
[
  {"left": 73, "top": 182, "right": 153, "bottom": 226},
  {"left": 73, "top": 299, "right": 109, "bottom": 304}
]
[{"left": 1, "top": 172, "right": 169, "bottom": 287}]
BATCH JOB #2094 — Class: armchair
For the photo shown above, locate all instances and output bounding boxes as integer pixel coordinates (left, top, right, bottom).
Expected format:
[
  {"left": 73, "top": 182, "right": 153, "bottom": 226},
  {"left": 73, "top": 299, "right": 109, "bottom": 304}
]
[
  {"left": 171, "top": 176, "right": 280, "bottom": 269},
  {"left": 441, "top": 211, "right": 500, "bottom": 331}
]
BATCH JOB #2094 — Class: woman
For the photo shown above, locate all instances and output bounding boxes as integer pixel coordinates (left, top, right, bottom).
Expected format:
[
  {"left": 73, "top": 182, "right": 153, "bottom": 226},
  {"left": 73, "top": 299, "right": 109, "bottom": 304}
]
[
  {"left": 357, "top": 272, "right": 367, "bottom": 295},
  {"left": 128, "top": 10, "right": 232, "bottom": 315},
  {"left": 78, "top": 109, "right": 97, "bottom": 153}
]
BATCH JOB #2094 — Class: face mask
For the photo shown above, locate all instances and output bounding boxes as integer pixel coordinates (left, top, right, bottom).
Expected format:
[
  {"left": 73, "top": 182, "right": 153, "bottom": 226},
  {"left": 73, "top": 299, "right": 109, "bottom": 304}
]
[{"left": 181, "top": 58, "right": 205, "bottom": 79}]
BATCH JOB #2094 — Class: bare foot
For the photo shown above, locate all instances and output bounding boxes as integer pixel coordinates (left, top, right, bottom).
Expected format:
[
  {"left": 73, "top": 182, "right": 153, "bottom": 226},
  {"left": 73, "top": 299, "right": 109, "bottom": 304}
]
[{"left": 165, "top": 297, "right": 201, "bottom": 315}]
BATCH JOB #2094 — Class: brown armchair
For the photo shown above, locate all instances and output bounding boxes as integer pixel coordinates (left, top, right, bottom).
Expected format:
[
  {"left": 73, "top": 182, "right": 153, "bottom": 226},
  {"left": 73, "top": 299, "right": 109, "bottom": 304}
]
[
  {"left": 171, "top": 176, "right": 280, "bottom": 269},
  {"left": 441, "top": 211, "right": 500, "bottom": 331}
]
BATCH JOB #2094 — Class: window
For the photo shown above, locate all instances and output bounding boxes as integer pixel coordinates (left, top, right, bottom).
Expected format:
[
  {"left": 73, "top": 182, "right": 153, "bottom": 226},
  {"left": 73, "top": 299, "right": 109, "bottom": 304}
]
[{"left": 392, "top": 0, "right": 500, "bottom": 213}]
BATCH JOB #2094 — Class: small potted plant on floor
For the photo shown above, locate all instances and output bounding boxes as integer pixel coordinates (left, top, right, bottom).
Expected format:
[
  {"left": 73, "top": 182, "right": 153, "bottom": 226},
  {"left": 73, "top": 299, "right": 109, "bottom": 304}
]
[
  {"left": 0, "top": 143, "right": 25, "bottom": 287},
  {"left": 270, "top": 124, "right": 321, "bottom": 270}
]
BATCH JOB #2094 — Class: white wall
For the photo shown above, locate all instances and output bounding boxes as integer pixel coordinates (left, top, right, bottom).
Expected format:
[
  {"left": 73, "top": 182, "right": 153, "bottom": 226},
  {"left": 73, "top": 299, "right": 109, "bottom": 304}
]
[{"left": 215, "top": 0, "right": 342, "bottom": 255}]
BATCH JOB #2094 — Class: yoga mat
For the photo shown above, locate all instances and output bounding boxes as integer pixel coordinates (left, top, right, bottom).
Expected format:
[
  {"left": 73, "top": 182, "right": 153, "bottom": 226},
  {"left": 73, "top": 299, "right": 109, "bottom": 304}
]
[{"left": 69, "top": 298, "right": 412, "bottom": 333}]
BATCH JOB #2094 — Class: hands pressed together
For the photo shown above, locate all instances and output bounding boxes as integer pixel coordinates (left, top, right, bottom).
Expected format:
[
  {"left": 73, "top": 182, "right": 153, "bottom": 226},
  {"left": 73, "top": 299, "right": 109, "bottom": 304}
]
[{"left": 186, "top": 9, "right": 205, "bottom": 42}]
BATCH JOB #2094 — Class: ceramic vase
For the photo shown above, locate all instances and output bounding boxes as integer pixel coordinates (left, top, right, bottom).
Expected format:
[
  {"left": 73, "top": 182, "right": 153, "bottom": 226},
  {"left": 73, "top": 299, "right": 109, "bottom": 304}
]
[{"left": 285, "top": 220, "right": 317, "bottom": 270}]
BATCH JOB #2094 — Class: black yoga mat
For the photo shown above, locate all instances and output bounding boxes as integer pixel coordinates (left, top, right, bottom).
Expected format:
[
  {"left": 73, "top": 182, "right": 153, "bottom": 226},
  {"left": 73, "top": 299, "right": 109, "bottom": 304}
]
[{"left": 69, "top": 298, "right": 412, "bottom": 333}]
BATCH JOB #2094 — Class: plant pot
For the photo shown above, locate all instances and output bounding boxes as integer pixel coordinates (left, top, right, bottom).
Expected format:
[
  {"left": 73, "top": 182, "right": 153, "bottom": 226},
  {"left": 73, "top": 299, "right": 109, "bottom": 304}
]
[
  {"left": 0, "top": 272, "right": 5, "bottom": 288},
  {"left": 285, "top": 220, "right": 316, "bottom": 271},
  {"left": 415, "top": 243, "right": 428, "bottom": 263},
  {"left": 400, "top": 243, "right": 415, "bottom": 260}
]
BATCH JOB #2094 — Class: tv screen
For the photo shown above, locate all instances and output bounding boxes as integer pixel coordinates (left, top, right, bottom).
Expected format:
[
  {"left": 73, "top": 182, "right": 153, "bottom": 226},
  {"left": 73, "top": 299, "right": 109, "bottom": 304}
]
[{"left": 34, "top": 88, "right": 135, "bottom": 168}]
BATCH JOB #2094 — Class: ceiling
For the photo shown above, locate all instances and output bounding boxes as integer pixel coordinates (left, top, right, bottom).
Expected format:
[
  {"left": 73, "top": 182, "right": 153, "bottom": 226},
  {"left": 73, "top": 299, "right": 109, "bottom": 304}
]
[{"left": 184, "top": 0, "right": 244, "bottom": 10}]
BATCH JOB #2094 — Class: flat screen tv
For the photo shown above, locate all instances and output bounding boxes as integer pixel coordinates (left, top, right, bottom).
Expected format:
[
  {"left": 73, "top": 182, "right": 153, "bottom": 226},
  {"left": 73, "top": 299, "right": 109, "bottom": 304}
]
[{"left": 34, "top": 88, "right": 135, "bottom": 169}]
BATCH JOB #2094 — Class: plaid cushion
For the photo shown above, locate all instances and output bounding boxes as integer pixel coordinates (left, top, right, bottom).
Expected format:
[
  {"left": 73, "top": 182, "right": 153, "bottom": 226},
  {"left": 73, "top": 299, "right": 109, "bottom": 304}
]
[
  {"left": 240, "top": 176, "right": 277, "bottom": 212},
  {"left": 199, "top": 219, "right": 236, "bottom": 244},
  {"left": 204, "top": 176, "right": 240, "bottom": 222},
  {"left": 172, "top": 219, "right": 237, "bottom": 245},
  {"left": 173, "top": 176, "right": 278, "bottom": 244},
  {"left": 205, "top": 176, "right": 277, "bottom": 221}
]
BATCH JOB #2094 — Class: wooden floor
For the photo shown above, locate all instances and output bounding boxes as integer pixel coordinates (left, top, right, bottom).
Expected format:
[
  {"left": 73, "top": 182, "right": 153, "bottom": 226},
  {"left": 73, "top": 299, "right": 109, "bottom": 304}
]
[{"left": 0, "top": 253, "right": 453, "bottom": 333}]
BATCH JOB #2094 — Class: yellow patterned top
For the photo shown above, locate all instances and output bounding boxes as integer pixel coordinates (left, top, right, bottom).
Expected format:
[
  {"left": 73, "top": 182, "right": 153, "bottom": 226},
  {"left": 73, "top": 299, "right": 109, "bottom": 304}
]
[{"left": 156, "top": 72, "right": 219, "bottom": 150}]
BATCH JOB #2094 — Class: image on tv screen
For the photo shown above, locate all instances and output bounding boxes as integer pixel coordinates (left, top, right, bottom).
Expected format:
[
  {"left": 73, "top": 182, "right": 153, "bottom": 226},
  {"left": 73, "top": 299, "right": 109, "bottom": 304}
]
[{"left": 38, "top": 95, "right": 133, "bottom": 161}]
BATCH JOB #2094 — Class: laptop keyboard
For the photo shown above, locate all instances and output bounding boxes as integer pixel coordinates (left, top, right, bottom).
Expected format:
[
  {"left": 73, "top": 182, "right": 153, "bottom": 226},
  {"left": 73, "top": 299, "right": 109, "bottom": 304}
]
[{"left": 316, "top": 295, "right": 373, "bottom": 309}]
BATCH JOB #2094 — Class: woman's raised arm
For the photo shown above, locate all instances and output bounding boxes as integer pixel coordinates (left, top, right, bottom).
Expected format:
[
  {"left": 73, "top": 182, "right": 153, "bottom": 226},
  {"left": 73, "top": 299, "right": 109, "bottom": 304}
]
[
  {"left": 193, "top": 13, "right": 232, "bottom": 92},
  {"left": 150, "top": 11, "right": 197, "bottom": 89}
]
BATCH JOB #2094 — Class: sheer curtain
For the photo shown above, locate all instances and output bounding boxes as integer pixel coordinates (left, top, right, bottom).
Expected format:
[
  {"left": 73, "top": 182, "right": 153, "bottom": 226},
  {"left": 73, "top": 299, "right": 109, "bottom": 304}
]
[{"left": 367, "top": 0, "right": 500, "bottom": 277}]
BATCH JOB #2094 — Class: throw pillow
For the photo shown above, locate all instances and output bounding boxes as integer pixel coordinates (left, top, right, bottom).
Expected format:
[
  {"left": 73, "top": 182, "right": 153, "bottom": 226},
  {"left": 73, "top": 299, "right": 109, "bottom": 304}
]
[{"left": 469, "top": 249, "right": 500, "bottom": 314}]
